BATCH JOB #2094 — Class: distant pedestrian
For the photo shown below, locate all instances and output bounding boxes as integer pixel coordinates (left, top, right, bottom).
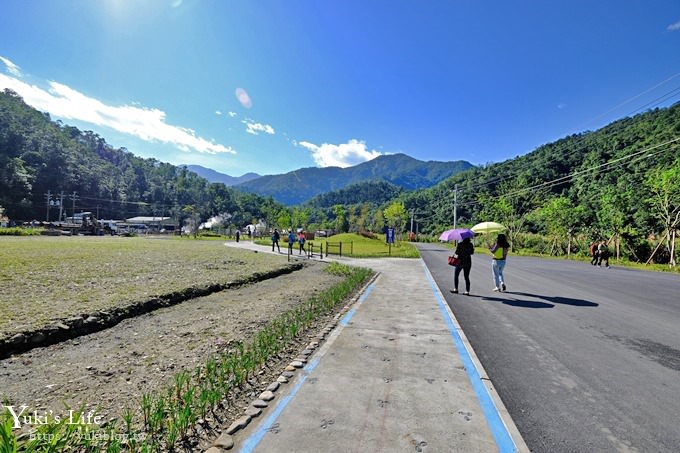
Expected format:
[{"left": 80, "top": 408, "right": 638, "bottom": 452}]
[
  {"left": 597, "top": 240, "right": 610, "bottom": 268},
  {"left": 235, "top": 229, "right": 240, "bottom": 243},
  {"left": 287, "top": 230, "right": 296, "bottom": 254},
  {"left": 451, "top": 237, "right": 474, "bottom": 295},
  {"left": 298, "top": 231, "right": 306, "bottom": 255},
  {"left": 490, "top": 233, "right": 510, "bottom": 292},
  {"left": 272, "top": 229, "right": 281, "bottom": 252},
  {"left": 589, "top": 241, "right": 599, "bottom": 265}
]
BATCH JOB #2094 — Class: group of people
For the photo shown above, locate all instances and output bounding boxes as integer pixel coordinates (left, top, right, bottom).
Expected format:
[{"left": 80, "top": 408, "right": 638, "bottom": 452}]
[
  {"left": 589, "top": 240, "right": 611, "bottom": 268},
  {"left": 271, "top": 229, "right": 306, "bottom": 255},
  {"left": 450, "top": 234, "right": 612, "bottom": 295},
  {"left": 450, "top": 233, "right": 510, "bottom": 295}
]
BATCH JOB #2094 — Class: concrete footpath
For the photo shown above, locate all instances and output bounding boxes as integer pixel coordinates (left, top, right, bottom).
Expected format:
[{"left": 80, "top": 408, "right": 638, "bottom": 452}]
[{"left": 223, "top": 241, "right": 529, "bottom": 453}]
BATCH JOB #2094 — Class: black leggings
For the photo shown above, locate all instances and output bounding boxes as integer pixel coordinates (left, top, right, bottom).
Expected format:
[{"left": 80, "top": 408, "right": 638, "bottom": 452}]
[{"left": 454, "top": 263, "right": 471, "bottom": 292}]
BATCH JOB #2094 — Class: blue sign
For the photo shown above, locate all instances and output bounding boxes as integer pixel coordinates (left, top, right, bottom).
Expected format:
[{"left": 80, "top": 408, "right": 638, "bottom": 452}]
[{"left": 386, "top": 227, "right": 395, "bottom": 244}]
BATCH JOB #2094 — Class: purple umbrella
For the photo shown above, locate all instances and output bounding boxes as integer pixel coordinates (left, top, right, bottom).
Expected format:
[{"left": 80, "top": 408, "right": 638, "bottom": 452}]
[{"left": 439, "top": 228, "right": 475, "bottom": 241}]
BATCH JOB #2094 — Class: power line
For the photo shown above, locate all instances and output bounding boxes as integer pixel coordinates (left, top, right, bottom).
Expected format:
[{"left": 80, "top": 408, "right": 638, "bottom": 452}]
[
  {"left": 456, "top": 137, "right": 680, "bottom": 208},
  {"left": 456, "top": 74, "right": 680, "bottom": 195}
]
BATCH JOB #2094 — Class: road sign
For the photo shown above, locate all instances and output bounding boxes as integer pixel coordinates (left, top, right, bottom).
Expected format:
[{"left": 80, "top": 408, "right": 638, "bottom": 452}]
[{"left": 386, "top": 227, "right": 395, "bottom": 244}]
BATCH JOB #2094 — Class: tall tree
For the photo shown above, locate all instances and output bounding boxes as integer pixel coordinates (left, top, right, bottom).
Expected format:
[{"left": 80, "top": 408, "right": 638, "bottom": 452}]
[
  {"left": 383, "top": 201, "right": 408, "bottom": 240},
  {"left": 645, "top": 159, "right": 680, "bottom": 265},
  {"left": 532, "top": 196, "right": 583, "bottom": 256}
]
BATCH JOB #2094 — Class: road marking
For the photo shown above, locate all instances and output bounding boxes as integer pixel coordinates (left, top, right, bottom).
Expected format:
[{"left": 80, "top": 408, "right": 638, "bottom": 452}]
[
  {"left": 421, "top": 261, "right": 519, "bottom": 453},
  {"left": 239, "top": 280, "right": 376, "bottom": 452}
]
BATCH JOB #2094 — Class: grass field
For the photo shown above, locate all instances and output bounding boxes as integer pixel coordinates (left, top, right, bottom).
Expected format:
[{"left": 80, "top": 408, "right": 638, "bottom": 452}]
[
  {"left": 0, "top": 236, "right": 290, "bottom": 337},
  {"left": 257, "top": 232, "right": 421, "bottom": 258}
]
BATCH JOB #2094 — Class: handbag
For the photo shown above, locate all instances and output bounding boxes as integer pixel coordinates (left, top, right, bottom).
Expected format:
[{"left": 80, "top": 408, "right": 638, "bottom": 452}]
[{"left": 448, "top": 255, "right": 461, "bottom": 266}]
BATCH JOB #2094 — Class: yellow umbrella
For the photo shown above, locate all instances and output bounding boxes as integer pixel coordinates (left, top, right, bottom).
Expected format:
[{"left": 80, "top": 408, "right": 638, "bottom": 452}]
[{"left": 470, "top": 221, "right": 506, "bottom": 234}]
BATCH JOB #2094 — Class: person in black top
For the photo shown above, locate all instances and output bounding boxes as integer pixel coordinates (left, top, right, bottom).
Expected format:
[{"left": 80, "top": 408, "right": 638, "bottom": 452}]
[
  {"left": 451, "top": 237, "right": 474, "bottom": 295},
  {"left": 271, "top": 229, "right": 281, "bottom": 252}
]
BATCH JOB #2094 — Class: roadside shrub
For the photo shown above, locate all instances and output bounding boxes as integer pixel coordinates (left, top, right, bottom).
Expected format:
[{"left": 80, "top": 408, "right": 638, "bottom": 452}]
[
  {"left": 325, "top": 262, "right": 353, "bottom": 277},
  {"left": 359, "top": 231, "right": 377, "bottom": 240},
  {"left": 0, "top": 227, "right": 42, "bottom": 236}
]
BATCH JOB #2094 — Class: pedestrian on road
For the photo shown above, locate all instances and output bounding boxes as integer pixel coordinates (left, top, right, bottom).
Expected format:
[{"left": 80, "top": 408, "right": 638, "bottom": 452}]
[
  {"left": 490, "top": 233, "right": 510, "bottom": 292},
  {"left": 451, "top": 237, "right": 474, "bottom": 295},
  {"left": 597, "top": 240, "right": 610, "bottom": 268},
  {"left": 287, "top": 230, "right": 296, "bottom": 254},
  {"left": 298, "top": 231, "right": 306, "bottom": 255},
  {"left": 271, "top": 229, "right": 281, "bottom": 252},
  {"left": 589, "top": 240, "right": 599, "bottom": 265},
  {"left": 235, "top": 229, "right": 240, "bottom": 243}
]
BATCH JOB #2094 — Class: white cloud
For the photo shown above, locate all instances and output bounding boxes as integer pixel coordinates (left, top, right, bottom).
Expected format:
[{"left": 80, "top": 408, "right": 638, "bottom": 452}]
[
  {"left": 0, "top": 73, "right": 235, "bottom": 155},
  {"left": 667, "top": 20, "right": 680, "bottom": 31},
  {"left": 243, "top": 119, "right": 275, "bottom": 135},
  {"left": 215, "top": 110, "right": 223, "bottom": 115},
  {"left": 0, "top": 56, "right": 22, "bottom": 77},
  {"left": 298, "top": 139, "right": 382, "bottom": 168},
  {"left": 228, "top": 111, "right": 237, "bottom": 118}
]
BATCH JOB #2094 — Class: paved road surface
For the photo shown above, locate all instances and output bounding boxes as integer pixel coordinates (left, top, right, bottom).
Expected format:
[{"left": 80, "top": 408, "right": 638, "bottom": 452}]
[{"left": 418, "top": 243, "right": 680, "bottom": 453}]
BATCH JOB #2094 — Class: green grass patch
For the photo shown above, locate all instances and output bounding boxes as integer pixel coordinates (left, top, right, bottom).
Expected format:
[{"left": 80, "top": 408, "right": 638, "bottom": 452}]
[
  {"left": 257, "top": 232, "right": 420, "bottom": 258},
  {"left": 0, "top": 227, "right": 42, "bottom": 236}
]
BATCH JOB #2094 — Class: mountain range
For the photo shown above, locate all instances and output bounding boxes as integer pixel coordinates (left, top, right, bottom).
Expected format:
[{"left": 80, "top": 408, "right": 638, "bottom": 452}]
[
  {"left": 189, "top": 154, "right": 474, "bottom": 205},
  {"left": 183, "top": 165, "right": 261, "bottom": 186}
]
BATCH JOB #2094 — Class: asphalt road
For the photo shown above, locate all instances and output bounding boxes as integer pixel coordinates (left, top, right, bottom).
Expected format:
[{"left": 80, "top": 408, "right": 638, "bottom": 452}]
[{"left": 417, "top": 243, "right": 680, "bottom": 453}]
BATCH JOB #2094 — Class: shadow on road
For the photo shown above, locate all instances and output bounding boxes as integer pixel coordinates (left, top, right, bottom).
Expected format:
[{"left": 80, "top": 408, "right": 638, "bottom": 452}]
[
  {"left": 480, "top": 292, "right": 599, "bottom": 308},
  {"left": 482, "top": 296, "right": 554, "bottom": 308},
  {"left": 513, "top": 292, "right": 599, "bottom": 307}
]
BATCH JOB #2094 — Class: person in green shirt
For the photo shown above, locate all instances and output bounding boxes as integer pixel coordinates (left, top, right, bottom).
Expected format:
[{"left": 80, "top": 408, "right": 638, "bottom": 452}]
[{"left": 490, "top": 234, "right": 510, "bottom": 292}]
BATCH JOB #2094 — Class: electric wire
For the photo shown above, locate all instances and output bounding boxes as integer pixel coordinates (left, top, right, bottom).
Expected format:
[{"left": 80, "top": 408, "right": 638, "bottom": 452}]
[{"left": 456, "top": 74, "right": 680, "bottom": 194}]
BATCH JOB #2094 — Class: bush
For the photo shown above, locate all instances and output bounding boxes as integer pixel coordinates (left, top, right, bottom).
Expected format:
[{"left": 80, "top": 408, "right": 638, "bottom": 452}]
[
  {"left": 359, "top": 230, "right": 377, "bottom": 240},
  {"left": 0, "top": 227, "right": 42, "bottom": 236}
]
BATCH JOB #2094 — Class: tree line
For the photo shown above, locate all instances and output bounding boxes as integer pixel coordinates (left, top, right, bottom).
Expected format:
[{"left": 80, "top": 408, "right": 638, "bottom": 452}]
[{"left": 1, "top": 88, "right": 678, "bottom": 264}]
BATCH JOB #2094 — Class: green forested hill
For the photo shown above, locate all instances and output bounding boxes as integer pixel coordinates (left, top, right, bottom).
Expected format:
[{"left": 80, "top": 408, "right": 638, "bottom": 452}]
[
  {"left": 0, "top": 89, "right": 281, "bottom": 228},
  {"left": 235, "top": 153, "right": 474, "bottom": 205},
  {"left": 399, "top": 102, "right": 680, "bottom": 260},
  {"left": 306, "top": 180, "right": 404, "bottom": 209}
]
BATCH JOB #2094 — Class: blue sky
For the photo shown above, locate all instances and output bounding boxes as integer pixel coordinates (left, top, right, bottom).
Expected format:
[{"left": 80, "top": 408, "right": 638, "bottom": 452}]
[{"left": 1, "top": 1, "right": 679, "bottom": 177}]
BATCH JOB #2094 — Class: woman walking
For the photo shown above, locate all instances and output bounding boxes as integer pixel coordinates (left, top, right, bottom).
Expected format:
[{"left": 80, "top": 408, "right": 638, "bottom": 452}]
[
  {"left": 490, "top": 233, "right": 510, "bottom": 292},
  {"left": 451, "top": 237, "right": 474, "bottom": 295}
]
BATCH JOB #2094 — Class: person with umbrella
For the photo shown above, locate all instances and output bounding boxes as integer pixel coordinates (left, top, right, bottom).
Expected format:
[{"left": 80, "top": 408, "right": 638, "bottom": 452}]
[
  {"left": 490, "top": 233, "right": 510, "bottom": 291},
  {"left": 451, "top": 236, "right": 475, "bottom": 295}
]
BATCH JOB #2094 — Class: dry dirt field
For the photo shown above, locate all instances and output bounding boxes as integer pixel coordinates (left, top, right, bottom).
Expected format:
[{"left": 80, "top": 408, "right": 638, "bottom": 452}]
[{"left": 0, "top": 236, "right": 371, "bottom": 450}]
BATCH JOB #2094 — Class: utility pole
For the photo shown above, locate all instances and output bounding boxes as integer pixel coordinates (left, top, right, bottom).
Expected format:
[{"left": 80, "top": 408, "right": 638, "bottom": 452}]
[
  {"left": 45, "top": 190, "right": 52, "bottom": 221},
  {"left": 58, "top": 191, "right": 65, "bottom": 221},
  {"left": 453, "top": 184, "right": 458, "bottom": 229},
  {"left": 409, "top": 209, "right": 424, "bottom": 241},
  {"left": 70, "top": 191, "right": 78, "bottom": 219}
]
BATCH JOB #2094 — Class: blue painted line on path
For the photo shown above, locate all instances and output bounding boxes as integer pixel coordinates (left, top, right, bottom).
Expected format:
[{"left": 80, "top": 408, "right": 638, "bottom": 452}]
[
  {"left": 239, "top": 280, "right": 376, "bottom": 452},
  {"left": 421, "top": 262, "right": 518, "bottom": 453}
]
